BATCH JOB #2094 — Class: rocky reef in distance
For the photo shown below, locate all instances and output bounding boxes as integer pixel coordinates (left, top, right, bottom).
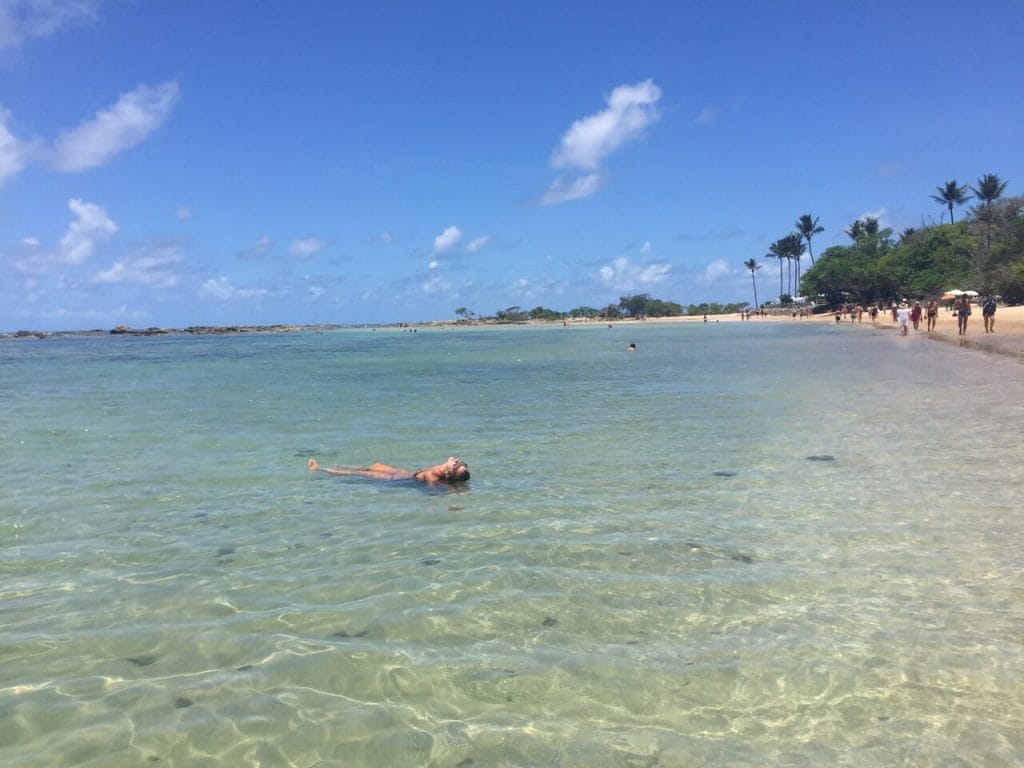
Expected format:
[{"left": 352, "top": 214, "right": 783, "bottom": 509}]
[{"left": 2, "top": 324, "right": 356, "bottom": 340}]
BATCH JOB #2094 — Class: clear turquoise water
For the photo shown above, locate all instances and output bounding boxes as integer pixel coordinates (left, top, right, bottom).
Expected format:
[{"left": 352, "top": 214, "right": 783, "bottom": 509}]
[{"left": 2, "top": 322, "right": 1023, "bottom": 767}]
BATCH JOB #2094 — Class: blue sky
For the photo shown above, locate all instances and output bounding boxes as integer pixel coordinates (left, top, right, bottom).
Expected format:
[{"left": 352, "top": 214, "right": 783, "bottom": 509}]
[{"left": 1, "top": 1, "right": 1022, "bottom": 330}]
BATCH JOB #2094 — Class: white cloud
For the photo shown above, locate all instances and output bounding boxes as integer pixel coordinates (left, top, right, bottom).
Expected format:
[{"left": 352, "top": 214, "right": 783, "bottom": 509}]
[
  {"left": 428, "top": 259, "right": 439, "bottom": 269},
  {"left": 175, "top": 205, "right": 192, "bottom": 221},
  {"left": 198, "top": 276, "right": 269, "bottom": 300},
  {"left": 432, "top": 224, "right": 462, "bottom": 254},
  {"left": 0, "top": 0, "right": 99, "bottom": 52},
  {"left": 0, "top": 106, "right": 33, "bottom": 186},
  {"left": 693, "top": 105, "right": 717, "bottom": 125},
  {"left": 540, "top": 172, "right": 603, "bottom": 205},
  {"left": 466, "top": 235, "right": 491, "bottom": 254},
  {"left": 640, "top": 240, "right": 652, "bottom": 258},
  {"left": 551, "top": 80, "right": 662, "bottom": 171},
  {"left": 422, "top": 275, "right": 450, "bottom": 294},
  {"left": 92, "top": 244, "right": 182, "bottom": 287},
  {"left": 60, "top": 198, "right": 118, "bottom": 265},
  {"left": 598, "top": 255, "right": 671, "bottom": 291},
  {"left": 701, "top": 259, "right": 733, "bottom": 283},
  {"left": 238, "top": 235, "right": 273, "bottom": 260},
  {"left": 289, "top": 237, "right": 327, "bottom": 259},
  {"left": 858, "top": 207, "right": 888, "bottom": 225},
  {"left": 541, "top": 79, "right": 660, "bottom": 205},
  {"left": 51, "top": 81, "right": 180, "bottom": 172},
  {"left": 376, "top": 231, "right": 393, "bottom": 244}
]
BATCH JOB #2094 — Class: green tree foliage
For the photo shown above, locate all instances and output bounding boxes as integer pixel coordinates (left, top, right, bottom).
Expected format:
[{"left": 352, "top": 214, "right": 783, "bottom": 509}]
[
  {"left": 617, "top": 294, "right": 683, "bottom": 318},
  {"left": 493, "top": 306, "right": 528, "bottom": 323},
  {"left": 875, "top": 224, "right": 974, "bottom": 297},
  {"left": 800, "top": 223, "right": 896, "bottom": 306},
  {"left": 568, "top": 306, "right": 601, "bottom": 318},
  {"left": 528, "top": 306, "right": 564, "bottom": 320},
  {"left": 686, "top": 302, "right": 748, "bottom": 315}
]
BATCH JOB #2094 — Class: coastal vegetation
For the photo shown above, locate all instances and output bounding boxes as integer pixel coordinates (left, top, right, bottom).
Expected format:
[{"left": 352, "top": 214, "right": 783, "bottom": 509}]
[{"left": 797, "top": 175, "right": 1021, "bottom": 307}]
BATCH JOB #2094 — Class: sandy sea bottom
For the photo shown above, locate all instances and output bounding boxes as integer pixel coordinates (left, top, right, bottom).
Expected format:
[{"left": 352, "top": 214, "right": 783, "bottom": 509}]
[{"left": 2, "top": 322, "right": 1023, "bottom": 767}]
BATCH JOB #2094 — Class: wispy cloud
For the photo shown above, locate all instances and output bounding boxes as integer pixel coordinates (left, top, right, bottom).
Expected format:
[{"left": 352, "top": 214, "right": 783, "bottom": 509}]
[
  {"left": 693, "top": 105, "right": 718, "bottom": 125},
  {"left": 466, "top": 235, "right": 491, "bottom": 254},
  {"left": 0, "top": 106, "right": 33, "bottom": 186},
  {"left": 238, "top": 235, "right": 273, "bottom": 261},
  {"left": 60, "top": 198, "right": 118, "bottom": 265},
  {"left": 432, "top": 224, "right": 462, "bottom": 254},
  {"left": 542, "top": 79, "right": 661, "bottom": 205},
  {"left": 51, "top": 81, "right": 180, "bottom": 172},
  {"left": 0, "top": 0, "right": 99, "bottom": 53},
  {"left": 92, "top": 244, "right": 182, "bottom": 287},
  {"left": 598, "top": 255, "right": 671, "bottom": 292},
  {"left": 198, "top": 276, "right": 269, "bottom": 300},
  {"left": 175, "top": 205, "right": 192, "bottom": 221},
  {"left": 700, "top": 259, "right": 733, "bottom": 283},
  {"left": 540, "top": 173, "right": 603, "bottom": 206},
  {"left": 289, "top": 237, "right": 327, "bottom": 259}
]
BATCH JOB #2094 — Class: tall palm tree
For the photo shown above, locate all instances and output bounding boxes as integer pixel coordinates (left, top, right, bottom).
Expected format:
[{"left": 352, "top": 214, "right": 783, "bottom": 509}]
[
  {"left": 931, "top": 180, "right": 969, "bottom": 223},
  {"left": 971, "top": 174, "right": 1009, "bottom": 250},
  {"left": 767, "top": 240, "right": 785, "bottom": 299},
  {"left": 795, "top": 214, "right": 824, "bottom": 267},
  {"left": 971, "top": 173, "right": 1008, "bottom": 207},
  {"left": 783, "top": 233, "right": 807, "bottom": 295},
  {"left": 744, "top": 258, "right": 761, "bottom": 309}
]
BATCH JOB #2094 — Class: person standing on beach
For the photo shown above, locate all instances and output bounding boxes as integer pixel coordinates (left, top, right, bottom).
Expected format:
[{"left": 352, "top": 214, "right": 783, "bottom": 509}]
[
  {"left": 955, "top": 294, "right": 972, "bottom": 335},
  {"left": 926, "top": 299, "right": 938, "bottom": 331},
  {"left": 890, "top": 303, "right": 898, "bottom": 323},
  {"left": 910, "top": 301, "right": 923, "bottom": 331},
  {"left": 982, "top": 296, "right": 997, "bottom": 333},
  {"left": 897, "top": 303, "right": 910, "bottom": 336}
]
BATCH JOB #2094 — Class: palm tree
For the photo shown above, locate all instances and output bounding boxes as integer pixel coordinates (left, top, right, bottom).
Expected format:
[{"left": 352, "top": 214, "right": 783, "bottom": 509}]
[
  {"left": 744, "top": 258, "right": 761, "bottom": 309},
  {"left": 846, "top": 217, "right": 880, "bottom": 240},
  {"left": 931, "top": 180, "right": 969, "bottom": 223},
  {"left": 795, "top": 214, "right": 824, "bottom": 267},
  {"left": 767, "top": 240, "right": 785, "bottom": 299},
  {"left": 971, "top": 174, "right": 1009, "bottom": 250},
  {"left": 971, "top": 173, "right": 1008, "bottom": 207},
  {"left": 783, "top": 233, "right": 807, "bottom": 296}
]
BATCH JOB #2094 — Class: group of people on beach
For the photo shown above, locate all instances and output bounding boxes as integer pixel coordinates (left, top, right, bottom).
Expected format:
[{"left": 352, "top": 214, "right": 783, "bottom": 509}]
[{"left": 834, "top": 295, "right": 997, "bottom": 336}]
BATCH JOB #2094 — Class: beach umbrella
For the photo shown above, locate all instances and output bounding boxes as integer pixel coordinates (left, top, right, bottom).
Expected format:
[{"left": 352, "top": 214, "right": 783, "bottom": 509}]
[
  {"left": 944, "top": 289, "right": 964, "bottom": 296},
  {"left": 963, "top": 290, "right": 979, "bottom": 297},
  {"left": 939, "top": 292, "right": 959, "bottom": 300}
]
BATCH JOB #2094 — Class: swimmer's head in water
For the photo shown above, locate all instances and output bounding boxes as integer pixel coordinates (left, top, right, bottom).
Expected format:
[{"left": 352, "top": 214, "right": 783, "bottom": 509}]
[{"left": 443, "top": 457, "right": 470, "bottom": 482}]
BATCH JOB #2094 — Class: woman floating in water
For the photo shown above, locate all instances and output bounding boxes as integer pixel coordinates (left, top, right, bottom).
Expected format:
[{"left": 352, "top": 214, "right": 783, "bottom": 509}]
[{"left": 307, "top": 456, "right": 469, "bottom": 485}]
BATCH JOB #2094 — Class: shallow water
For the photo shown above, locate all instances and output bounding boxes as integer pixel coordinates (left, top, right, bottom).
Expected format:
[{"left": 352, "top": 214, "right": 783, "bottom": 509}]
[{"left": 2, "top": 322, "right": 1023, "bottom": 767}]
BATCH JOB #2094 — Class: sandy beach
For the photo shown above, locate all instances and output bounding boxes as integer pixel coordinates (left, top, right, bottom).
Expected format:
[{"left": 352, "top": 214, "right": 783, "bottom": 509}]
[{"left": 630, "top": 304, "right": 1024, "bottom": 361}]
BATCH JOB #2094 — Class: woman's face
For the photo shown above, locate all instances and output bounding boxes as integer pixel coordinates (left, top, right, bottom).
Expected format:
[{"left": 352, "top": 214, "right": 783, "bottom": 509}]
[{"left": 445, "top": 457, "right": 470, "bottom": 481}]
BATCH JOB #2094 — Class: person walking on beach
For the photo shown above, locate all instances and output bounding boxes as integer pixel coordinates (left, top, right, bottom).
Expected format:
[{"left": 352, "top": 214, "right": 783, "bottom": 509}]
[
  {"left": 910, "top": 301, "right": 923, "bottom": 331},
  {"left": 926, "top": 299, "right": 938, "bottom": 331},
  {"left": 308, "top": 456, "right": 469, "bottom": 485},
  {"left": 897, "top": 303, "right": 910, "bottom": 336},
  {"left": 982, "top": 296, "right": 997, "bottom": 332},
  {"left": 890, "top": 303, "right": 898, "bottom": 323},
  {"left": 955, "top": 294, "right": 972, "bottom": 335}
]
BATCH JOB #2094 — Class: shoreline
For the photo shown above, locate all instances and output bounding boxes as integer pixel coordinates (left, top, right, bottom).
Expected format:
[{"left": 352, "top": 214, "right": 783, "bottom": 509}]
[{"left": 5, "top": 306, "right": 1023, "bottom": 362}]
